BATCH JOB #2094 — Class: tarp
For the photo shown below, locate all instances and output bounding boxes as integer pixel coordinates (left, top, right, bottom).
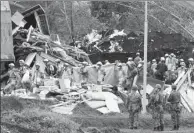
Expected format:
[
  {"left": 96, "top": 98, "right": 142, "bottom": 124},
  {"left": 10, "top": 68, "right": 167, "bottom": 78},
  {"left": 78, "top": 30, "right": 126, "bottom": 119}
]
[
  {"left": 71, "top": 64, "right": 129, "bottom": 86},
  {"left": 1, "top": 1, "right": 15, "bottom": 61}
]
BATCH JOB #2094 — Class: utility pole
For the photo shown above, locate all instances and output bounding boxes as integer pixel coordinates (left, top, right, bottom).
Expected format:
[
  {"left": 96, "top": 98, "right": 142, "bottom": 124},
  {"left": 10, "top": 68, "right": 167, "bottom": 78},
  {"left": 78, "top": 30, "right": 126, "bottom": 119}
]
[
  {"left": 69, "top": 1, "right": 74, "bottom": 43},
  {"left": 143, "top": 1, "right": 148, "bottom": 114}
]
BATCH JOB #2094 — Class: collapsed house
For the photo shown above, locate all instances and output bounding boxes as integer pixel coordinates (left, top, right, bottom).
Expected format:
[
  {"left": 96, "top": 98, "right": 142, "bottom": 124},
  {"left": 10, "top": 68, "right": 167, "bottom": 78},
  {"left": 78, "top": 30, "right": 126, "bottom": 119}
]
[{"left": 11, "top": 4, "right": 91, "bottom": 68}]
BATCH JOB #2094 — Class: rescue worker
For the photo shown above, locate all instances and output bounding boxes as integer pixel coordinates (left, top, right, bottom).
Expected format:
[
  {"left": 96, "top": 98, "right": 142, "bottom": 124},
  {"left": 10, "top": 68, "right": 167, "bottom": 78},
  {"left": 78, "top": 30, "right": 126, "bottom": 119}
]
[
  {"left": 188, "top": 58, "right": 194, "bottom": 68},
  {"left": 151, "top": 59, "right": 157, "bottom": 77},
  {"left": 32, "top": 63, "right": 44, "bottom": 89},
  {"left": 62, "top": 63, "right": 72, "bottom": 90},
  {"left": 2, "top": 63, "right": 20, "bottom": 94},
  {"left": 165, "top": 54, "right": 169, "bottom": 64},
  {"left": 104, "top": 60, "right": 110, "bottom": 65},
  {"left": 126, "top": 59, "right": 138, "bottom": 91},
  {"left": 178, "top": 59, "right": 184, "bottom": 67},
  {"left": 21, "top": 63, "right": 32, "bottom": 92},
  {"left": 115, "top": 63, "right": 126, "bottom": 90},
  {"left": 148, "top": 84, "right": 164, "bottom": 131},
  {"left": 155, "top": 57, "right": 168, "bottom": 81},
  {"left": 96, "top": 61, "right": 106, "bottom": 85},
  {"left": 55, "top": 59, "right": 63, "bottom": 78},
  {"left": 171, "top": 53, "right": 178, "bottom": 71},
  {"left": 80, "top": 61, "right": 89, "bottom": 83},
  {"left": 167, "top": 84, "right": 181, "bottom": 130},
  {"left": 19, "top": 59, "right": 27, "bottom": 78},
  {"left": 44, "top": 59, "right": 57, "bottom": 78},
  {"left": 134, "top": 52, "right": 142, "bottom": 66},
  {"left": 126, "top": 85, "right": 142, "bottom": 129},
  {"left": 176, "top": 62, "right": 187, "bottom": 78}
]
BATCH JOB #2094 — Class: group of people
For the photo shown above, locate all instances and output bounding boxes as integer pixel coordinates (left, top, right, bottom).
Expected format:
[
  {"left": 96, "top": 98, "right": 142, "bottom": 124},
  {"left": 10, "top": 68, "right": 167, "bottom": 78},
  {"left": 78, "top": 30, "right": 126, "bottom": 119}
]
[
  {"left": 112, "top": 83, "right": 181, "bottom": 131},
  {"left": 1, "top": 59, "right": 73, "bottom": 94},
  {"left": 0, "top": 51, "right": 190, "bottom": 132},
  {"left": 150, "top": 53, "right": 194, "bottom": 83}
]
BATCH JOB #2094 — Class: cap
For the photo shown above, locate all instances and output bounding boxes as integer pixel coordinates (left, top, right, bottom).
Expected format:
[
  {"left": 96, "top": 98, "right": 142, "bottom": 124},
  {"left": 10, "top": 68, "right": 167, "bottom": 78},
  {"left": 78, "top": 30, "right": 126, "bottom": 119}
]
[
  {"left": 9, "top": 63, "right": 15, "bottom": 67},
  {"left": 180, "top": 59, "right": 184, "bottom": 62},
  {"left": 156, "top": 84, "right": 162, "bottom": 89},
  {"left": 165, "top": 54, "right": 169, "bottom": 57},
  {"left": 136, "top": 52, "right": 140, "bottom": 55},
  {"left": 96, "top": 61, "right": 102, "bottom": 66},
  {"left": 128, "top": 57, "right": 133, "bottom": 61},
  {"left": 55, "top": 59, "right": 60, "bottom": 62},
  {"left": 43, "top": 59, "right": 49, "bottom": 62},
  {"left": 131, "top": 85, "right": 138, "bottom": 90},
  {"left": 188, "top": 58, "right": 194, "bottom": 62}
]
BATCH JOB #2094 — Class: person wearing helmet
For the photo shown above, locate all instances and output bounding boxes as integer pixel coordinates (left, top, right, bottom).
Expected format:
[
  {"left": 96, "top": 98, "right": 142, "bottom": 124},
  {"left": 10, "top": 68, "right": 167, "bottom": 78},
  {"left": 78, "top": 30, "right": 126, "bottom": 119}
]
[
  {"left": 62, "top": 63, "right": 72, "bottom": 90},
  {"left": 80, "top": 61, "right": 89, "bottom": 83},
  {"left": 19, "top": 59, "right": 27, "bottom": 78},
  {"left": 44, "top": 59, "right": 57, "bottom": 78},
  {"left": 134, "top": 52, "right": 142, "bottom": 66},
  {"left": 96, "top": 61, "right": 106, "bottom": 85},
  {"left": 171, "top": 54, "right": 178, "bottom": 71},
  {"left": 104, "top": 60, "right": 110, "bottom": 65},
  {"left": 167, "top": 85, "right": 181, "bottom": 130},
  {"left": 165, "top": 54, "right": 172, "bottom": 71},
  {"left": 2, "top": 63, "right": 20, "bottom": 94},
  {"left": 149, "top": 84, "right": 164, "bottom": 131},
  {"left": 188, "top": 58, "right": 194, "bottom": 68},
  {"left": 115, "top": 63, "right": 126, "bottom": 90},
  {"left": 55, "top": 59, "right": 64, "bottom": 78},
  {"left": 155, "top": 57, "right": 168, "bottom": 81},
  {"left": 126, "top": 60, "right": 138, "bottom": 91},
  {"left": 126, "top": 85, "right": 142, "bottom": 129},
  {"left": 31, "top": 63, "right": 44, "bottom": 90},
  {"left": 151, "top": 59, "right": 157, "bottom": 77},
  {"left": 175, "top": 62, "right": 187, "bottom": 78}
]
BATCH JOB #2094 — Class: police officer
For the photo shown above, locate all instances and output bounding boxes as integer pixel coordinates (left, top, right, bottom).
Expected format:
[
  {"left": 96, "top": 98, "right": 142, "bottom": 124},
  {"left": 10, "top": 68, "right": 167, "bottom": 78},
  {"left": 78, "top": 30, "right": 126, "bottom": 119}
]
[
  {"left": 126, "top": 85, "right": 142, "bottom": 129},
  {"left": 167, "top": 84, "right": 181, "bottom": 130}
]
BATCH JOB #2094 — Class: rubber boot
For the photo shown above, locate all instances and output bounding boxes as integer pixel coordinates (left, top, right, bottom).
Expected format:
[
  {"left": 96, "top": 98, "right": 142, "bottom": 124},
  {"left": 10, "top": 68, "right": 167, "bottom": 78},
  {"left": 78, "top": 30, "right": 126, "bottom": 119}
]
[
  {"left": 157, "top": 126, "right": 160, "bottom": 131},
  {"left": 160, "top": 124, "right": 164, "bottom": 131},
  {"left": 153, "top": 127, "right": 157, "bottom": 131},
  {"left": 171, "top": 125, "right": 176, "bottom": 131},
  {"left": 133, "top": 127, "right": 137, "bottom": 129},
  {"left": 129, "top": 127, "right": 133, "bottom": 129},
  {"left": 176, "top": 125, "right": 179, "bottom": 130}
]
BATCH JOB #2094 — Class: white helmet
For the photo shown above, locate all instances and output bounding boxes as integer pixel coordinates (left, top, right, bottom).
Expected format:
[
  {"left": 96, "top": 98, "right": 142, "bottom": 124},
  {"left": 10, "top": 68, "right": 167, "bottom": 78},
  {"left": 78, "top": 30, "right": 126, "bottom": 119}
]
[
  {"left": 188, "top": 58, "right": 194, "bottom": 62},
  {"left": 161, "top": 57, "right": 165, "bottom": 61},
  {"left": 165, "top": 54, "right": 169, "bottom": 57},
  {"left": 128, "top": 57, "right": 133, "bottom": 61}
]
